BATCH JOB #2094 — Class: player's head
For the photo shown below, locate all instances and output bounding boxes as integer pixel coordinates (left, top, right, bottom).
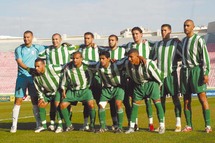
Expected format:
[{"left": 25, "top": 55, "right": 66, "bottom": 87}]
[
  {"left": 184, "top": 19, "right": 195, "bottom": 37},
  {"left": 161, "top": 24, "right": 171, "bottom": 40},
  {"left": 72, "top": 51, "right": 83, "bottom": 67},
  {"left": 128, "top": 49, "right": 140, "bottom": 65},
  {"left": 84, "top": 32, "right": 94, "bottom": 47},
  {"left": 52, "top": 33, "right": 62, "bottom": 48},
  {"left": 99, "top": 51, "right": 110, "bottom": 68},
  {"left": 23, "top": 30, "right": 34, "bottom": 47},
  {"left": 35, "top": 58, "right": 45, "bottom": 74},
  {"left": 108, "top": 34, "right": 118, "bottom": 49},
  {"left": 131, "top": 27, "right": 143, "bottom": 44}
]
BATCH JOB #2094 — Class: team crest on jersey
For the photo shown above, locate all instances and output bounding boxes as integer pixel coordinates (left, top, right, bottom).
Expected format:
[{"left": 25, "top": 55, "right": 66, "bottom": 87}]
[{"left": 31, "top": 51, "right": 35, "bottom": 55}]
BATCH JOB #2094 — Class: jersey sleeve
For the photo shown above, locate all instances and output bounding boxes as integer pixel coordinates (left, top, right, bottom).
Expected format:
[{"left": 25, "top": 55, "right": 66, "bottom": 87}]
[
  {"left": 38, "top": 49, "right": 47, "bottom": 59},
  {"left": 15, "top": 46, "right": 22, "bottom": 60},
  {"left": 33, "top": 78, "right": 44, "bottom": 99},
  {"left": 61, "top": 68, "right": 68, "bottom": 90},
  {"left": 147, "top": 60, "right": 163, "bottom": 86},
  {"left": 199, "top": 38, "right": 210, "bottom": 75}
]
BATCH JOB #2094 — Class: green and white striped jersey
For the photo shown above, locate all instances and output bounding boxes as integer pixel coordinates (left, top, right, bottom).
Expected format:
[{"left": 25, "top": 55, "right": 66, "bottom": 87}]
[
  {"left": 182, "top": 34, "right": 210, "bottom": 75},
  {"left": 153, "top": 38, "right": 182, "bottom": 78},
  {"left": 124, "top": 59, "right": 163, "bottom": 85},
  {"left": 39, "top": 45, "right": 76, "bottom": 65},
  {"left": 109, "top": 46, "right": 126, "bottom": 60},
  {"left": 34, "top": 65, "right": 63, "bottom": 99},
  {"left": 126, "top": 41, "right": 154, "bottom": 59},
  {"left": 88, "top": 61, "right": 122, "bottom": 88},
  {"left": 61, "top": 63, "right": 93, "bottom": 90},
  {"left": 78, "top": 45, "right": 100, "bottom": 61}
]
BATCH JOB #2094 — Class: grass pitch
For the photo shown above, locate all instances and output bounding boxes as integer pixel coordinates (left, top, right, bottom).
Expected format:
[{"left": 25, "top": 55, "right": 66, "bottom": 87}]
[{"left": 0, "top": 97, "right": 215, "bottom": 143}]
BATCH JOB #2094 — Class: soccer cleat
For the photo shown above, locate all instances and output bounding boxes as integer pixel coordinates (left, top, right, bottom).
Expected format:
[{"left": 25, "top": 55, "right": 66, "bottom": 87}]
[
  {"left": 158, "top": 127, "right": 165, "bottom": 134},
  {"left": 111, "top": 125, "right": 118, "bottom": 131},
  {"left": 205, "top": 126, "right": 212, "bottom": 133},
  {"left": 182, "top": 126, "right": 192, "bottom": 132},
  {"left": 35, "top": 126, "right": 47, "bottom": 133},
  {"left": 10, "top": 126, "right": 17, "bottom": 133},
  {"left": 96, "top": 128, "right": 107, "bottom": 133},
  {"left": 134, "top": 124, "right": 139, "bottom": 131},
  {"left": 175, "top": 126, "right": 182, "bottom": 132},
  {"left": 114, "top": 128, "right": 123, "bottom": 133},
  {"left": 55, "top": 127, "right": 63, "bottom": 133},
  {"left": 148, "top": 124, "right": 154, "bottom": 132},
  {"left": 88, "top": 127, "right": 96, "bottom": 133},
  {"left": 65, "top": 125, "right": 74, "bottom": 132},
  {"left": 125, "top": 128, "right": 135, "bottom": 134},
  {"left": 79, "top": 124, "right": 89, "bottom": 131},
  {"left": 48, "top": 125, "right": 55, "bottom": 131}
]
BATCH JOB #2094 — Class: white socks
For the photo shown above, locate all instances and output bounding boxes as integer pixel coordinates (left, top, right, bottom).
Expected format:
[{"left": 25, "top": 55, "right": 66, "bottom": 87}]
[
  {"left": 149, "top": 117, "right": 153, "bottom": 124},
  {"left": 176, "top": 117, "right": 181, "bottom": 127},
  {"left": 12, "top": 104, "right": 21, "bottom": 128}
]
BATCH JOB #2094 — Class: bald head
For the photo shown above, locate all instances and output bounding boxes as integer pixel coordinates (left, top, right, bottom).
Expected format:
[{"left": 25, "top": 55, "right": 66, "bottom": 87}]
[{"left": 184, "top": 19, "right": 195, "bottom": 37}]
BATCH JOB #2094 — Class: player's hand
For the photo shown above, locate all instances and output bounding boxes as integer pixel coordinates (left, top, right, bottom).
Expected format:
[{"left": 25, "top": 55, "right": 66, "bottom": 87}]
[
  {"left": 111, "top": 59, "right": 117, "bottom": 63},
  {"left": 38, "top": 98, "right": 45, "bottom": 106},
  {"left": 138, "top": 56, "right": 146, "bottom": 64},
  {"left": 142, "top": 39, "right": 147, "bottom": 44},
  {"left": 203, "top": 75, "right": 209, "bottom": 84},
  {"left": 62, "top": 90, "right": 66, "bottom": 99},
  {"left": 62, "top": 42, "right": 71, "bottom": 47},
  {"left": 27, "top": 67, "right": 38, "bottom": 76}
]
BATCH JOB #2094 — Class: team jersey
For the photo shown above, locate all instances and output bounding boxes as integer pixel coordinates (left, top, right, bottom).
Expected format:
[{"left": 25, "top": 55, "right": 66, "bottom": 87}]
[
  {"left": 153, "top": 38, "right": 182, "bottom": 78},
  {"left": 126, "top": 41, "right": 154, "bottom": 59},
  {"left": 15, "top": 44, "right": 46, "bottom": 76},
  {"left": 109, "top": 46, "right": 126, "bottom": 60},
  {"left": 182, "top": 34, "right": 210, "bottom": 75},
  {"left": 61, "top": 63, "right": 93, "bottom": 90},
  {"left": 123, "top": 59, "right": 163, "bottom": 85},
  {"left": 78, "top": 44, "right": 100, "bottom": 62},
  {"left": 39, "top": 45, "right": 76, "bottom": 65},
  {"left": 87, "top": 61, "right": 123, "bottom": 88},
  {"left": 33, "top": 65, "right": 62, "bottom": 99}
]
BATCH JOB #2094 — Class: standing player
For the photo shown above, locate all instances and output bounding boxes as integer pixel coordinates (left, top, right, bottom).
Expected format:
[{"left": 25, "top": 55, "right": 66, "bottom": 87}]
[
  {"left": 10, "top": 31, "right": 46, "bottom": 133},
  {"left": 125, "top": 27, "right": 155, "bottom": 131},
  {"left": 107, "top": 34, "right": 131, "bottom": 130},
  {"left": 78, "top": 32, "right": 102, "bottom": 131},
  {"left": 181, "top": 19, "right": 212, "bottom": 133},
  {"left": 124, "top": 49, "right": 165, "bottom": 134},
  {"left": 33, "top": 59, "right": 63, "bottom": 133},
  {"left": 60, "top": 52, "right": 96, "bottom": 132},
  {"left": 153, "top": 24, "right": 182, "bottom": 132},
  {"left": 38, "top": 33, "right": 76, "bottom": 130}
]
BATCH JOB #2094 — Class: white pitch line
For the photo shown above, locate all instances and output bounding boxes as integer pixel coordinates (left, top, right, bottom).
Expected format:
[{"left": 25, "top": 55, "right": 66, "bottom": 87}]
[{"left": 0, "top": 97, "right": 200, "bottom": 122}]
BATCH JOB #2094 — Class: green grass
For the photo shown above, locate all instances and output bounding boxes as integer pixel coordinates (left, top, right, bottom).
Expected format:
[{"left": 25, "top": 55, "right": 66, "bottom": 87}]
[{"left": 0, "top": 97, "right": 215, "bottom": 143}]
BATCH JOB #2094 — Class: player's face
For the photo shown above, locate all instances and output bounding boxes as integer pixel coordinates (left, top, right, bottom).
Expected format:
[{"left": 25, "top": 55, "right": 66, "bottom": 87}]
[
  {"left": 184, "top": 21, "right": 194, "bottom": 35},
  {"left": 52, "top": 35, "right": 62, "bottom": 48},
  {"left": 84, "top": 34, "right": 94, "bottom": 47},
  {"left": 99, "top": 55, "right": 110, "bottom": 68},
  {"left": 161, "top": 26, "right": 171, "bottom": 40},
  {"left": 132, "top": 30, "right": 142, "bottom": 44},
  {"left": 108, "top": 36, "right": 117, "bottom": 49},
  {"left": 73, "top": 53, "right": 83, "bottom": 67},
  {"left": 35, "top": 61, "right": 45, "bottom": 74},
  {"left": 23, "top": 33, "right": 33, "bottom": 46},
  {"left": 128, "top": 52, "right": 139, "bottom": 65}
]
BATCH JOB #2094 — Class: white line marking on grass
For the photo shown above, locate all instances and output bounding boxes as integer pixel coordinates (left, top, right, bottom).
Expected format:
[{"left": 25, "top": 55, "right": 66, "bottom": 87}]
[{"left": 0, "top": 97, "right": 201, "bottom": 121}]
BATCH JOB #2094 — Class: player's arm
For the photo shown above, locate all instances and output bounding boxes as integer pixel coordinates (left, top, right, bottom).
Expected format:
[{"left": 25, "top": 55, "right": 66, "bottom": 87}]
[
  {"left": 147, "top": 60, "right": 163, "bottom": 86},
  {"left": 60, "top": 68, "right": 68, "bottom": 98},
  {"left": 33, "top": 78, "right": 44, "bottom": 100}
]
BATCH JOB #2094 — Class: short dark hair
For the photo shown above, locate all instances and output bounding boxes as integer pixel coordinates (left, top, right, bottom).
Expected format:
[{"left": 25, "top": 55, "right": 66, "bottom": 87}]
[
  {"left": 35, "top": 58, "right": 45, "bottom": 64},
  {"left": 131, "top": 27, "right": 142, "bottom": 33},
  {"left": 161, "top": 24, "right": 172, "bottom": 30},
  {"left": 99, "top": 51, "right": 110, "bottom": 58},
  {"left": 24, "top": 30, "right": 33, "bottom": 36},
  {"left": 109, "top": 34, "right": 118, "bottom": 41},
  {"left": 84, "top": 32, "right": 94, "bottom": 38},
  {"left": 128, "top": 49, "right": 139, "bottom": 55},
  {"left": 72, "top": 51, "right": 83, "bottom": 58},
  {"left": 52, "top": 33, "right": 62, "bottom": 38}
]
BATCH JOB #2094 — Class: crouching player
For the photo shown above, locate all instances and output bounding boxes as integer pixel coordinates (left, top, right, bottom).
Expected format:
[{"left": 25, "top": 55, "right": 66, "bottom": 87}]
[
  {"left": 124, "top": 49, "right": 165, "bottom": 134},
  {"left": 33, "top": 58, "right": 63, "bottom": 133},
  {"left": 60, "top": 52, "right": 96, "bottom": 132}
]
